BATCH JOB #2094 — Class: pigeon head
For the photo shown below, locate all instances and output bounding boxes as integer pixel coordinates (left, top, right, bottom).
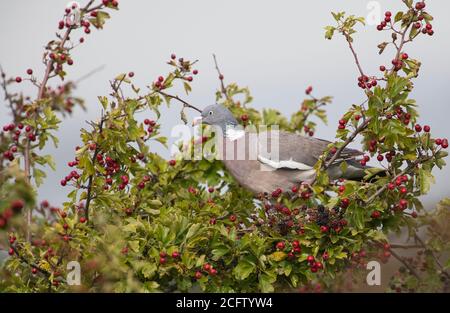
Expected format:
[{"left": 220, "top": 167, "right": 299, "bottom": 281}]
[{"left": 199, "top": 104, "right": 238, "bottom": 134}]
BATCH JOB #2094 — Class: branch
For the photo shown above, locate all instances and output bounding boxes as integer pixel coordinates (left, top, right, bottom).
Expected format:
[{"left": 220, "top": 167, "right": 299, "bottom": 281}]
[
  {"left": 389, "top": 247, "right": 420, "bottom": 279},
  {"left": 84, "top": 111, "right": 105, "bottom": 222},
  {"left": 325, "top": 117, "right": 372, "bottom": 170},
  {"left": 212, "top": 54, "right": 232, "bottom": 102},
  {"left": 343, "top": 31, "right": 365, "bottom": 78},
  {"left": 414, "top": 234, "right": 450, "bottom": 279},
  {"left": 157, "top": 91, "right": 202, "bottom": 113},
  {"left": 365, "top": 155, "right": 433, "bottom": 204}
]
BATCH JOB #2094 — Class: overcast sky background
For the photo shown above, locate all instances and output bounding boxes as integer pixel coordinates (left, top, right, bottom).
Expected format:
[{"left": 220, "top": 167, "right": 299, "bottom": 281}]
[{"left": 0, "top": 0, "right": 449, "bottom": 209}]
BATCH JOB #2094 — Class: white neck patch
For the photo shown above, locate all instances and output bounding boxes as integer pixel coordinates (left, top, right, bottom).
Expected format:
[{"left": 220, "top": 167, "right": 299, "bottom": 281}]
[{"left": 225, "top": 127, "right": 245, "bottom": 141}]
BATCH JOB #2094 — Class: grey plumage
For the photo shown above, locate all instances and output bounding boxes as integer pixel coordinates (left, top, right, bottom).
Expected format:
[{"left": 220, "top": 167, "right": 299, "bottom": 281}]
[{"left": 199, "top": 104, "right": 370, "bottom": 194}]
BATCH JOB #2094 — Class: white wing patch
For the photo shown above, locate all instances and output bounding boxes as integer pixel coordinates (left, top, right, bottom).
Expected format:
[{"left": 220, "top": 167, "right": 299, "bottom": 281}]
[
  {"left": 257, "top": 155, "right": 313, "bottom": 170},
  {"left": 225, "top": 128, "right": 245, "bottom": 141}
]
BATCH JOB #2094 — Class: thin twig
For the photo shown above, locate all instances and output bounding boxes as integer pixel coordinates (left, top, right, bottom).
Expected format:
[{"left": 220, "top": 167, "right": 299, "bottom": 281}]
[
  {"left": 414, "top": 234, "right": 450, "bottom": 279},
  {"left": 84, "top": 111, "right": 105, "bottom": 222},
  {"left": 212, "top": 54, "right": 232, "bottom": 102},
  {"left": 157, "top": 90, "right": 202, "bottom": 113},
  {"left": 389, "top": 247, "right": 420, "bottom": 279}
]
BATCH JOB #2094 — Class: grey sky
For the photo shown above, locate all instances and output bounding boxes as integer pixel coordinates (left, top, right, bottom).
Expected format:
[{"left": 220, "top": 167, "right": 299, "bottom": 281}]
[{"left": 1, "top": 0, "right": 449, "bottom": 208}]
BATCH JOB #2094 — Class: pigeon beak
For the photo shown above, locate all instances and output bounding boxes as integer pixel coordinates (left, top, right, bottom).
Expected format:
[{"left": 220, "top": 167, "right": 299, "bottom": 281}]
[{"left": 192, "top": 116, "right": 202, "bottom": 126}]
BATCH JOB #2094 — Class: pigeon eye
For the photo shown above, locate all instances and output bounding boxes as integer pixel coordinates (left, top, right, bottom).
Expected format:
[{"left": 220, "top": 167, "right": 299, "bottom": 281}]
[{"left": 209, "top": 111, "right": 213, "bottom": 115}]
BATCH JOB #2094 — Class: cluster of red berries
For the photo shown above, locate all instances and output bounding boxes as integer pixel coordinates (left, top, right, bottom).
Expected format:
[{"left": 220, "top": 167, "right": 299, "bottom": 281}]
[
  {"left": 60, "top": 169, "right": 80, "bottom": 187},
  {"left": 276, "top": 240, "right": 302, "bottom": 260},
  {"left": 435, "top": 138, "right": 449, "bottom": 149},
  {"left": 303, "top": 125, "right": 314, "bottom": 137},
  {"left": 102, "top": 0, "right": 119, "bottom": 8},
  {"left": 48, "top": 51, "right": 74, "bottom": 75},
  {"left": 0, "top": 199, "right": 24, "bottom": 229},
  {"left": 306, "top": 255, "right": 323, "bottom": 273},
  {"left": 2, "top": 122, "right": 36, "bottom": 144},
  {"left": 376, "top": 11, "right": 392, "bottom": 31},
  {"left": 158, "top": 250, "right": 182, "bottom": 265},
  {"left": 417, "top": 22, "right": 434, "bottom": 36},
  {"left": 337, "top": 118, "right": 347, "bottom": 130},
  {"left": 357, "top": 75, "right": 377, "bottom": 90},
  {"left": 194, "top": 263, "right": 218, "bottom": 280},
  {"left": 144, "top": 118, "right": 157, "bottom": 136},
  {"left": 168, "top": 53, "right": 197, "bottom": 78}
]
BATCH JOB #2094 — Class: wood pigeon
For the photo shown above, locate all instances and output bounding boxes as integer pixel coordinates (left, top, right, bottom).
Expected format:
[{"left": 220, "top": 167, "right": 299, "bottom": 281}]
[{"left": 196, "top": 104, "right": 370, "bottom": 195}]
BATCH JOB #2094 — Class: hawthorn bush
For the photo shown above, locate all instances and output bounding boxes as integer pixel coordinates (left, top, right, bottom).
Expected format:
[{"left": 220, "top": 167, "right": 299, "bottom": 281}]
[{"left": 0, "top": 0, "right": 449, "bottom": 292}]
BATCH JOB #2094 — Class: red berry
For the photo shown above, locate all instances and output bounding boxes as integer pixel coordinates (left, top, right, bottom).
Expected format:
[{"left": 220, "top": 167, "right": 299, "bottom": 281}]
[
  {"left": 379, "top": 65, "right": 386, "bottom": 71},
  {"left": 194, "top": 271, "right": 202, "bottom": 279},
  {"left": 229, "top": 214, "right": 236, "bottom": 222},
  {"left": 79, "top": 217, "right": 87, "bottom": 223},
  {"left": 292, "top": 240, "right": 300, "bottom": 248},
  {"left": 441, "top": 139, "right": 449, "bottom": 149},
  {"left": 128, "top": 72, "right": 134, "bottom": 78},
  {"left": 32, "top": 268, "right": 38, "bottom": 274},
  {"left": 168, "top": 159, "right": 176, "bottom": 166},
  {"left": 399, "top": 199, "right": 408, "bottom": 210},
  {"left": 276, "top": 241, "right": 285, "bottom": 250},
  {"left": 423, "top": 125, "right": 430, "bottom": 132},
  {"left": 320, "top": 225, "right": 329, "bottom": 233},
  {"left": 401, "top": 53, "right": 409, "bottom": 60},
  {"left": 209, "top": 268, "right": 217, "bottom": 276},
  {"left": 385, "top": 11, "right": 392, "bottom": 17},
  {"left": 388, "top": 183, "right": 395, "bottom": 190},
  {"left": 203, "top": 263, "right": 211, "bottom": 271},
  {"left": 8, "top": 248, "right": 14, "bottom": 256},
  {"left": 415, "top": 124, "right": 422, "bottom": 132},
  {"left": 26, "top": 69, "right": 33, "bottom": 75},
  {"left": 371, "top": 210, "right": 381, "bottom": 219},
  {"left": 305, "top": 86, "right": 313, "bottom": 95},
  {"left": 172, "top": 251, "right": 180, "bottom": 258},
  {"left": 171, "top": 53, "right": 176, "bottom": 60},
  {"left": 306, "top": 255, "right": 315, "bottom": 263},
  {"left": 377, "top": 155, "right": 384, "bottom": 162},
  {"left": 15, "top": 76, "right": 22, "bottom": 83},
  {"left": 159, "top": 257, "right": 167, "bottom": 264},
  {"left": 341, "top": 198, "right": 350, "bottom": 208},
  {"left": 192, "top": 69, "right": 198, "bottom": 75},
  {"left": 240, "top": 114, "right": 249, "bottom": 122},
  {"left": 338, "top": 185, "right": 345, "bottom": 193},
  {"left": 158, "top": 76, "right": 164, "bottom": 82},
  {"left": 60, "top": 180, "right": 67, "bottom": 186}
]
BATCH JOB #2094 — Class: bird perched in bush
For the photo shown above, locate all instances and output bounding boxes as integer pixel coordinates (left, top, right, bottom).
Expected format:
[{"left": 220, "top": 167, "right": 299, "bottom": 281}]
[{"left": 196, "top": 104, "right": 375, "bottom": 194}]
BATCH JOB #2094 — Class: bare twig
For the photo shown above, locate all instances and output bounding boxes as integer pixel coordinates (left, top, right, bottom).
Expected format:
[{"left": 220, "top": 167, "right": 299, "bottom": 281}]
[
  {"left": 389, "top": 248, "right": 420, "bottom": 279},
  {"left": 414, "top": 234, "right": 450, "bottom": 279},
  {"left": 212, "top": 54, "right": 232, "bottom": 102},
  {"left": 157, "top": 90, "right": 202, "bottom": 113}
]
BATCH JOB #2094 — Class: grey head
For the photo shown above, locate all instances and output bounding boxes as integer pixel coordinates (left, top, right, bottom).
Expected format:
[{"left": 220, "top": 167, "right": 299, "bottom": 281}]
[{"left": 200, "top": 104, "right": 238, "bottom": 134}]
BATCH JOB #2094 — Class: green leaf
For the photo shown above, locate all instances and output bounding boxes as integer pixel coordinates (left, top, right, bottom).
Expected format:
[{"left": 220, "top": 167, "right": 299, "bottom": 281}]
[{"left": 233, "top": 259, "right": 255, "bottom": 280}]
